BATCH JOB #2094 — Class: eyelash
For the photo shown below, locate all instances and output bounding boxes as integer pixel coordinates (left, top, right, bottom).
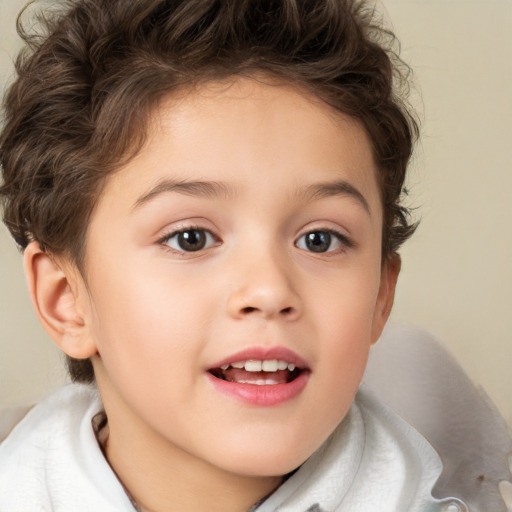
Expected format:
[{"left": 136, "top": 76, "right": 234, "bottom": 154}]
[
  {"left": 158, "top": 225, "right": 220, "bottom": 255},
  {"left": 295, "top": 229, "right": 354, "bottom": 255},
  {"left": 157, "top": 226, "right": 354, "bottom": 255}
]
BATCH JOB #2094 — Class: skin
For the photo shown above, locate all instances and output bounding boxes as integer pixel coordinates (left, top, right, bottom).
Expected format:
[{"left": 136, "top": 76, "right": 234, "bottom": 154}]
[{"left": 25, "top": 77, "right": 399, "bottom": 512}]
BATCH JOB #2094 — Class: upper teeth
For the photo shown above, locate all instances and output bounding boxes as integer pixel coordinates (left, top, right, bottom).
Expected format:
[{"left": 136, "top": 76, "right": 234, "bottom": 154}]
[{"left": 220, "top": 360, "right": 296, "bottom": 372}]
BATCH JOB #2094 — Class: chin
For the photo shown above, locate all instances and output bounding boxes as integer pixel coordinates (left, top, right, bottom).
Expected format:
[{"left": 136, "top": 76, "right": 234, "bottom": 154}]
[{"left": 211, "top": 440, "right": 315, "bottom": 478}]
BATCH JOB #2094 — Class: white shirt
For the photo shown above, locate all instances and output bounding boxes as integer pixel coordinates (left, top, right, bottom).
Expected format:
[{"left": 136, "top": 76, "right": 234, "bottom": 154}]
[{"left": 0, "top": 383, "right": 466, "bottom": 511}]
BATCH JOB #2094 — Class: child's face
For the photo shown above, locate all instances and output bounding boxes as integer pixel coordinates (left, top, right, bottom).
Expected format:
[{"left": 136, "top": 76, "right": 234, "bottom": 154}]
[{"left": 79, "top": 77, "right": 397, "bottom": 477}]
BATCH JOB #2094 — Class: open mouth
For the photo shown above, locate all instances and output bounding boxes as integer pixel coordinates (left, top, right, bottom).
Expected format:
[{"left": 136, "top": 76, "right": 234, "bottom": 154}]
[{"left": 209, "top": 359, "right": 304, "bottom": 385}]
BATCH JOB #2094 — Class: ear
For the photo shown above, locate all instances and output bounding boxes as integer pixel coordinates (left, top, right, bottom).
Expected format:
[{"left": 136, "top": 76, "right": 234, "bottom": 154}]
[
  {"left": 24, "top": 241, "right": 97, "bottom": 359},
  {"left": 370, "top": 254, "right": 401, "bottom": 344}
]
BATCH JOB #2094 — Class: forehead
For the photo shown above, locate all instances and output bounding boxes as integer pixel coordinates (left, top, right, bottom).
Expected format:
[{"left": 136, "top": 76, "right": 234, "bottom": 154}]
[{"left": 97, "top": 77, "right": 381, "bottom": 218}]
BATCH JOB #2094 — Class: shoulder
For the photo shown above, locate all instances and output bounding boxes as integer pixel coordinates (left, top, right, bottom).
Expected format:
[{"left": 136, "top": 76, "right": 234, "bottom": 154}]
[
  {"left": 255, "top": 387, "right": 466, "bottom": 512},
  {"left": 364, "top": 325, "right": 512, "bottom": 512},
  {"left": 1, "top": 382, "right": 100, "bottom": 433},
  {"left": 0, "top": 384, "right": 133, "bottom": 511},
  {"left": 347, "top": 387, "right": 466, "bottom": 512},
  {"left": 0, "top": 383, "right": 101, "bottom": 459}
]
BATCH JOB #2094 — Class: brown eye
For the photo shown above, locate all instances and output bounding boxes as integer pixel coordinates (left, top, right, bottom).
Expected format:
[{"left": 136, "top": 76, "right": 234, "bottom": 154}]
[
  {"left": 306, "top": 231, "right": 331, "bottom": 252},
  {"left": 296, "top": 230, "right": 347, "bottom": 253},
  {"left": 165, "top": 229, "right": 216, "bottom": 252}
]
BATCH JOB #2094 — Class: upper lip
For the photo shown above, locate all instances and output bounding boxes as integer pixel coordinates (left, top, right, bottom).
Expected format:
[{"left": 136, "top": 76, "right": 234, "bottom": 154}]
[{"left": 208, "top": 346, "right": 309, "bottom": 370}]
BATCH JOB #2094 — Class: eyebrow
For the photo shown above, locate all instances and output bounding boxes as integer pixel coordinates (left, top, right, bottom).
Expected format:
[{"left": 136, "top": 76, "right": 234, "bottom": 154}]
[
  {"left": 132, "top": 178, "right": 233, "bottom": 210},
  {"left": 132, "top": 176, "right": 371, "bottom": 215},
  {"left": 296, "top": 180, "right": 371, "bottom": 215}
]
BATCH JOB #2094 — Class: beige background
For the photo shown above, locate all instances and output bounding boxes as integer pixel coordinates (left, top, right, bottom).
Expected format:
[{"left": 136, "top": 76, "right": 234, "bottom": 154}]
[{"left": 1, "top": 0, "right": 511, "bottom": 425}]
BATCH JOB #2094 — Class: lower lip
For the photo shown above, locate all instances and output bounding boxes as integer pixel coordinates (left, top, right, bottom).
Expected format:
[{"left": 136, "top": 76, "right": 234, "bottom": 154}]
[{"left": 206, "top": 372, "right": 309, "bottom": 406}]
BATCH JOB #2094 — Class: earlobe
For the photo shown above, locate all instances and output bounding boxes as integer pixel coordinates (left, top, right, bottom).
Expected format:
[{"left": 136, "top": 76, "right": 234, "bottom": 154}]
[
  {"left": 24, "top": 242, "right": 97, "bottom": 359},
  {"left": 371, "top": 254, "right": 401, "bottom": 344}
]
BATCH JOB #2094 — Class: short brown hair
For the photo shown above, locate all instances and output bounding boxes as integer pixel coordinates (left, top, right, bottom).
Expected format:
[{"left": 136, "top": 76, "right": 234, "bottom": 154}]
[{"left": 1, "top": 0, "right": 418, "bottom": 382}]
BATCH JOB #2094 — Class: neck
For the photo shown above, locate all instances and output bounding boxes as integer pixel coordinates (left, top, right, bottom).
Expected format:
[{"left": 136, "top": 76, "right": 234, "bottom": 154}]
[{"left": 97, "top": 381, "right": 282, "bottom": 512}]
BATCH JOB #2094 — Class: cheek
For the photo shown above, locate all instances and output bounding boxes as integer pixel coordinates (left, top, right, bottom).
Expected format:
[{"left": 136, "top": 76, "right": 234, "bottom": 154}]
[
  {"left": 311, "top": 261, "right": 381, "bottom": 330},
  {"left": 87, "top": 267, "right": 213, "bottom": 383},
  {"left": 308, "top": 263, "right": 380, "bottom": 383},
  {"left": 320, "top": 314, "right": 372, "bottom": 386}
]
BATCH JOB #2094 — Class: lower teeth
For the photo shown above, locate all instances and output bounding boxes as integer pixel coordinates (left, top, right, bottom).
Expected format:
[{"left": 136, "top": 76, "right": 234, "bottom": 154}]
[
  {"left": 209, "top": 368, "right": 301, "bottom": 384},
  {"left": 234, "top": 378, "right": 281, "bottom": 385}
]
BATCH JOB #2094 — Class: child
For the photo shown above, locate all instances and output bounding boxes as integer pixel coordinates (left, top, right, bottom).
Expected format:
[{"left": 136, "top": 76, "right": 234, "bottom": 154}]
[{"left": 0, "top": 0, "right": 479, "bottom": 510}]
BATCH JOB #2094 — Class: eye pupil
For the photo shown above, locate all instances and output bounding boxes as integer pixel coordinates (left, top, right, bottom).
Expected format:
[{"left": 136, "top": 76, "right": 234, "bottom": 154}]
[
  {"left": 178, "top": 230, "right": 206, "bottom": 251},
  {"left": 305, "top": 231, "right": 331, "bottom": 252}
]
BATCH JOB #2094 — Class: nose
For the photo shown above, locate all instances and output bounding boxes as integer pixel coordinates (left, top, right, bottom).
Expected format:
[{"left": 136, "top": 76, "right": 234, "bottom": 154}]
[{"left": 226, "top": 250, "right": 302, "bottom": 322}]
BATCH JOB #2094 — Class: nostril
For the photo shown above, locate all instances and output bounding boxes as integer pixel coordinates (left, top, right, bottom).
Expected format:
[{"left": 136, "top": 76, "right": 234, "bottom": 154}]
[{"left": 236, "top": 305, "right": 297, "bottom": 318}]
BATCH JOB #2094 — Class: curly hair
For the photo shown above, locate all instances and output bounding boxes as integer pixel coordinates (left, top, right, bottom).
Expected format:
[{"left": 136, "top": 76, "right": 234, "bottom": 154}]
[{"left": 1, "top": 0, "right": 418, "bottom": 382}]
